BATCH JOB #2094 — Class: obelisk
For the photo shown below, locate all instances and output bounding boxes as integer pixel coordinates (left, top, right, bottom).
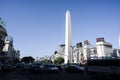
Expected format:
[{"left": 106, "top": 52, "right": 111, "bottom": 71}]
[{"left": 65, "top": 10, "right": 72, "bottom": 64}]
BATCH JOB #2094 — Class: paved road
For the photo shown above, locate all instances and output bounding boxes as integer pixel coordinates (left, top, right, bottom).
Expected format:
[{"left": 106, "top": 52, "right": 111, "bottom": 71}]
[{"left": 0, "top": 69, "right": 117, "bottom": 80}]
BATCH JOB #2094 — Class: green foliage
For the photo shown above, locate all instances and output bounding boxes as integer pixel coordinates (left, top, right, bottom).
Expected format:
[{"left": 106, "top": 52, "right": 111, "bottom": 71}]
[
  {"left": 40, "top": 59, "right": 52, "bottom": 64},
  {"left": 21, "top": 56, "right": 35, "bottom": 63},
  {"left": 54, "top": 57, "right": 64, "bottom": 64}
]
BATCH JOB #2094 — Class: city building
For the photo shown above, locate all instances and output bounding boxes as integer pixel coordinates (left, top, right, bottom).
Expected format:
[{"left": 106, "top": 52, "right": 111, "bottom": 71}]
[
  {"left": 0, "top": 17, "right": 7, "bottom": 53},
  {"left": 0, "top": 17, "right": 20, "bottom": 64},
  {"left": 73, "top": 42, "right": 83, "bottom": 64},
  {"left": 57, "top": 44, "right": 65, "bottom": 58},
  {"left": 54, "top": 36, "right": 120, "bottom": 64},
  {"left": 83, "top": 40, "right": 97, "bottom": 61},
  {"left": 53, "top": 44, "right": 65, "bottom": 60},
  {"left": 112, "top": 49, "right": 120, "bottom": 58},
  {"left": 96, "top": 37, "right": 113, "bottom": 58},
  {"left": 2, "top": 36, "right": 20, "bottom": 63}
]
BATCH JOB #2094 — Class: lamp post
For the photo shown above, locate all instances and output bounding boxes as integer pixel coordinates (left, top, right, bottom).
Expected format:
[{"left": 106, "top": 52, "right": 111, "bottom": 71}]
[{"left": 70, "top": 46, "right": 75, "bottom": 63}]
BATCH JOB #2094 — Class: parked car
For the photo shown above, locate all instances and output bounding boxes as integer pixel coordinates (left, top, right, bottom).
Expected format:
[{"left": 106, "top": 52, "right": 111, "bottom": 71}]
[
  {"left": 64, "top": 65, "right": 85, "bottom": 73},
  {"left": 23, "top": 63, "right": 32, "bottom": 70},
  {"left": 0, "top": 63, "right": 3, "bottom": 71},
  {"left": 61, "top": 64, "right": 69, "bottom": 72},
  {"left": 16, "top": 63, "right": 24, "bottom": 69},
  {"left": 56, "top": 65, "right": 64, "bottom": 71},
  {"left": 2, "top": 64, "right": 13, "bottom": 71},
  {"left": 43, "top": 64, "right": 59, "bottom": 73},
  {"left": 30, "top": 63, "right": 44, "bottom": 73}
]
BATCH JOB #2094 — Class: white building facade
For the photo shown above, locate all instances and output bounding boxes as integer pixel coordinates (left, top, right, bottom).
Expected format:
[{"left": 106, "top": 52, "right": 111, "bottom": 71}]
[
  {"left": 54, "top": 44, "right": 65, "bottom": 59},
  {"left": 73, "top": 47, "right": 83, "bottom": 63},
  {"left": 96, "top": 42, "right": 113, "bottom": 58},
  {"left": 2, "top": 36, "right": 20, "bottom": 63}
]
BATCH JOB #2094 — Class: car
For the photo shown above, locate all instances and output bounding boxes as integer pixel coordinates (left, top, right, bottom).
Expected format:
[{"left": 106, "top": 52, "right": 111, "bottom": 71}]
[
  {"left": 2, "top": 64, "right": 13, "bottom": 71},
  {"left": 43, "top": 64, "right": 59, "bottom": 73},
  {"left": 30, "top": 63, "right": 44, "bottom": 73},
  {"left": 64, "top": 65, "right": 85, "bottom": 73},
  {"left": 23, "top": 63, "right": 32, "bottom": 70},
  {"left": 16, "top": 63, "right": 24, "bottom": 69},
  {"left": 56, "top": 65, "right": 64, "bottom": 71},
  {"left": 0, "top": 63, "right": 3, "bottom": 71}
]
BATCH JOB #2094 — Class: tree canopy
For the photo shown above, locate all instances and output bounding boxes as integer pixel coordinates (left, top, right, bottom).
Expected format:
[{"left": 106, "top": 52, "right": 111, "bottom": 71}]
[
  {"left": 40, "top": 59, "right": 52, "bottom": 64},
  {"left": 54, "top": 57, "right": 64, "bottom": 64},
  {"left": 21, "top": 56, "right": 35, "bottom": 63}
]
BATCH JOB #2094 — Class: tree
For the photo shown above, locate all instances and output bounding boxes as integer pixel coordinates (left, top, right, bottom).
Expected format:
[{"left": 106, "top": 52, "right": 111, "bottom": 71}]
[
  {"left": 54, "top": 57, "right": 64, "bottom": 64},
  {"left": 21, "top": 56, "right": 35, "bottom": 63},
  {"left": 40, "top": 59, "right": 52, "bottom": 64}
]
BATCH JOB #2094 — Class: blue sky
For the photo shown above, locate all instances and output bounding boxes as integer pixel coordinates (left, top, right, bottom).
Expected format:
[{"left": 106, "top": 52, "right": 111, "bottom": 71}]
[{"left": 0, "top": 0, "right": 120, "bottom": 58}]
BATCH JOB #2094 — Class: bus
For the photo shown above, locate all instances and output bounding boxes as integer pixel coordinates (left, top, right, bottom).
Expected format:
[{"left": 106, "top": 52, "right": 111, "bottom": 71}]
[{"left": 86, "top": 58, "right": 120, "bottom": 77}]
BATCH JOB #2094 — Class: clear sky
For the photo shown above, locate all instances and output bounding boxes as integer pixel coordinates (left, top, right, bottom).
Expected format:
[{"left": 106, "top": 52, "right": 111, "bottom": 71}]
[{"left": 0, "top": 0, "right": 120, "bottom": 58}]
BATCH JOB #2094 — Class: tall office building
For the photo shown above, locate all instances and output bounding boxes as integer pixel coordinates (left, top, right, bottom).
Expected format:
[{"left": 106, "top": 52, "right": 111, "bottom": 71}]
[{"left": 65, "top": 10, "right": 72, "bottom": 64}]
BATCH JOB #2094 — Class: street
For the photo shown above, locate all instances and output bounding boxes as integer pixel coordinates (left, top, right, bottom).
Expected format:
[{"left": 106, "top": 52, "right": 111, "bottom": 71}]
[{"left": 0, "top": 69, "right": 117, "bottom": 80}]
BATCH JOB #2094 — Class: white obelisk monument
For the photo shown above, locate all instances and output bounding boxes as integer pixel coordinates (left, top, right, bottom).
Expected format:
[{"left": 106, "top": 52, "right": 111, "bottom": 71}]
[{"left": 65, "top": 10, "right": 72, "bottom": 64}]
